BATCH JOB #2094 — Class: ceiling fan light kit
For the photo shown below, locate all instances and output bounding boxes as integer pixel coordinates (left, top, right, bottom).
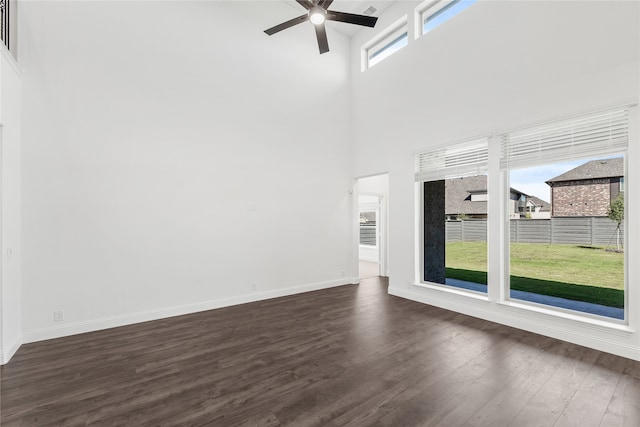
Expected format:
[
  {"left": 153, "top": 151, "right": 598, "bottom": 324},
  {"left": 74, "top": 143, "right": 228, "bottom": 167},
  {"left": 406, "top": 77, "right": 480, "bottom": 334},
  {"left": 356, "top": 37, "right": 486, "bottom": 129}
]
[
  {"left": 265, "top": 0, "right": 378, "bottom": 55},
  {"left": 309, "top": 6, "right": 326, "bottom": 25}
]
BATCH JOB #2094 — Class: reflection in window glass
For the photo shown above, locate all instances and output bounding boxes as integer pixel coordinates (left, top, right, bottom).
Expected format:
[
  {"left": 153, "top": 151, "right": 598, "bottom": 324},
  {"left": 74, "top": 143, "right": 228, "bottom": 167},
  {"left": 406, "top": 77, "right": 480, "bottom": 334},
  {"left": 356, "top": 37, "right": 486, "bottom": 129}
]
[{"left": 423, "top": 174, "right": 488, "bottom": 294}]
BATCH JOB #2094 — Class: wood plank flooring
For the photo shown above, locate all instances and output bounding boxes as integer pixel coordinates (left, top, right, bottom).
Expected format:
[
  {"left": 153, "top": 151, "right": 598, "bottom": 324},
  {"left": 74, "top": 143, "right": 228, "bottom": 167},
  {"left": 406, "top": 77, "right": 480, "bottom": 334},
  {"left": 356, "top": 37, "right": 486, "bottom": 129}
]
[{"left": 2, "top": 277, "right": 639, "bottom": 426}]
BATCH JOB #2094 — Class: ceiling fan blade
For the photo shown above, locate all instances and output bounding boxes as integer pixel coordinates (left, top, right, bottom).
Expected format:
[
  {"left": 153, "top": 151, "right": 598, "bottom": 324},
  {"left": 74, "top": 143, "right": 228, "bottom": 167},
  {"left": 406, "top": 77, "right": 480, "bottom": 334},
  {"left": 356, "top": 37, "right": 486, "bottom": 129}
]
[
  {"left": 319, "top": 0, "right": 335, "bottom": 8},
  {"left": 327, "top": 11, "right": 378, "bottom": 27},
  {"left": 295, "top": 0, "right": 313, "bottom": 10},
  {"left": 264, "top": 14, "right": 309, "bottom": 35},
  {"left": 315, "top": 23, "right": 330, "bottom": 54}
]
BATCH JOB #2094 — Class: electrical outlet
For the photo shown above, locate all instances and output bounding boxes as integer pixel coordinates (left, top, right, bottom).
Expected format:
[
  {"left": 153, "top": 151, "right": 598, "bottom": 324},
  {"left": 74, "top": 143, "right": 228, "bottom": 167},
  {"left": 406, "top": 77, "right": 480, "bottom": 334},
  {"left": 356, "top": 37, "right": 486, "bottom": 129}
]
[
  {"left": 251, "top": 283, "right": 257, "bottom": 291},
  {"left": 53, "top": 310, "right": 64, "bottom": 322},
  {"left": 247, "top": 203, "right": 257, "bottom": 212}
]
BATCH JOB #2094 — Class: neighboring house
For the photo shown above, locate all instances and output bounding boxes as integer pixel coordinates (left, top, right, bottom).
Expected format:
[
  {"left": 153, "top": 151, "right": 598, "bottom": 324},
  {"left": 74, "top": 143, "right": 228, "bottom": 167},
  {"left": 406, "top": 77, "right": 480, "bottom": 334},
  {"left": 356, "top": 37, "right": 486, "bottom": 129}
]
[
  {"left": 444, "top": 175, "right": 550, "bottom": 220},
  {"left": 546, "top": 158, "right": 624, "bottom": 217},
  {"left": 524, "top": 195, "right": 552, "bottom": 219}
]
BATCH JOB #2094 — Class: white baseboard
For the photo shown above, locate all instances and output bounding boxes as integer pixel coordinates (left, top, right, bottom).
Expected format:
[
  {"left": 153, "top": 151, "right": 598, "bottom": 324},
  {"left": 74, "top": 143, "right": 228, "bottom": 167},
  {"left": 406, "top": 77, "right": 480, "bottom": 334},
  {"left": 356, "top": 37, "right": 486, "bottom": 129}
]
[
  {"left": 0, "top": 335, "right": 23, "bottom": 365},
  {"left": 23, "top": 277, "right": 359, "bottom": 345},
  {"left": 389, "top": 285, "right": 640, "bottom": 362}
]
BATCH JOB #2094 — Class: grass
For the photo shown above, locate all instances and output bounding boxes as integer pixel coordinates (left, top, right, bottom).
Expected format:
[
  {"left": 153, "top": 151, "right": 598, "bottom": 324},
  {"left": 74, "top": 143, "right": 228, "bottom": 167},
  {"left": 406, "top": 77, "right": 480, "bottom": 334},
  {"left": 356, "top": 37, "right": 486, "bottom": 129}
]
[{"left": 445, "top": 242, "right": 624, "bottom": 308}]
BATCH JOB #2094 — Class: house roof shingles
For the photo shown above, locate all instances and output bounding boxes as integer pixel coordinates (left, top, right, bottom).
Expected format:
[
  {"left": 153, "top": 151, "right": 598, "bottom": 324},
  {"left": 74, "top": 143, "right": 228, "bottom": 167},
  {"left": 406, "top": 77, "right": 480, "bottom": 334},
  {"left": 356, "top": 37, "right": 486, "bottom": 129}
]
[
  {"left": 445, "top": 175, "right": 550, "bottom": 215},
  {"left": 527, "top": 195, "right": 551, "bottom": 212},
  {"left": 445, "top": 175, "right": 488, "bottom": 215},
  {"left": 546, "top": 158, "right": 624, "bottom": 184}
]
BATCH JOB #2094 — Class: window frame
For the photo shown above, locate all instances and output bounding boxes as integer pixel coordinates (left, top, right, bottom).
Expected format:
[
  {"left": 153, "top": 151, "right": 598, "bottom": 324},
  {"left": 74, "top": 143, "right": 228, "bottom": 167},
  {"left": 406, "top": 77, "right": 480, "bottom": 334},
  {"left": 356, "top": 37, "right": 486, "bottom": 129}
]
[
  {"left": 415, "top": 137, "right": 490, "bottom": 295},
  {"left": 414, "top": 0, "right": 477, "bottom": 39},
  {"left": 498, "top": 107, "right": 631, "bottom": 323},
  {"left": 359, "top": 202, "right": 379, "bottom": 249},
  {"left": 361, "top": 15, "right": 408, "bottom": 71}
]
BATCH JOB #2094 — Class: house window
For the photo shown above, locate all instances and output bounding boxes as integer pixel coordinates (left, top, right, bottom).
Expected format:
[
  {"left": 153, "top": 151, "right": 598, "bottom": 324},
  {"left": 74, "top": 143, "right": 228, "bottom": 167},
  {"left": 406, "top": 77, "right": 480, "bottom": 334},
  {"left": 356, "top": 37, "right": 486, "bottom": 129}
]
[
  {"left": 620, "top": 177, "right": 625, "bottom": 192},
  {"left": 470, "top": 193, "right": 487, "bottom": 202},
  {"left": 362, "top": 16, "right": 408, "bottom": 70},
  {"left": 417, "top": 0, "right": 477, "bottom": 37},
  {"left": 359, "top": 211, "right": 377, "bottom": 246},
  {"left": 501, "top": 108, "right": 629, "bottom": 321},
  {"left": 416, "top": 138, "right": 488, "bottom": 294}
]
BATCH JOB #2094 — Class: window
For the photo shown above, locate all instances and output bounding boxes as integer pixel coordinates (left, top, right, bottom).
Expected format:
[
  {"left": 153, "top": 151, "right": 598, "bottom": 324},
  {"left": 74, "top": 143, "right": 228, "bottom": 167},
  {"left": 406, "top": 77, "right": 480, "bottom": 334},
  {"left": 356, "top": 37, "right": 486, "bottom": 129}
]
[
  {"left": 359, "top": 210, "right": 377, "bottom": 247},
  {"left": 362, "top": 16, "right": 408, "bottom": 70},
  {"left": 620, "top": 177, "right": 625, "bottom": 192},
  {"left": 417, "top": 138, "right": 489, "bottom": 293},
  {"left": 417, "top": 0, "right": 477, "bottom": 38},
  {"left": 470, "top": 193, "right": 487, "bottom": 202},
  {"left": 501, "top": 108, "right": 629, "bottom": 320}
]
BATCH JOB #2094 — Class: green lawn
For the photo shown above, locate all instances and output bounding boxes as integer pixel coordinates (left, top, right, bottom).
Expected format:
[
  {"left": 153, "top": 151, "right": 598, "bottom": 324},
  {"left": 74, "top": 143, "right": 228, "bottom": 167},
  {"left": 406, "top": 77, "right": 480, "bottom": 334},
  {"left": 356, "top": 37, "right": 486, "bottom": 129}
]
[{"left": 445, "top": 242, "right": 624, "bottom": 308}]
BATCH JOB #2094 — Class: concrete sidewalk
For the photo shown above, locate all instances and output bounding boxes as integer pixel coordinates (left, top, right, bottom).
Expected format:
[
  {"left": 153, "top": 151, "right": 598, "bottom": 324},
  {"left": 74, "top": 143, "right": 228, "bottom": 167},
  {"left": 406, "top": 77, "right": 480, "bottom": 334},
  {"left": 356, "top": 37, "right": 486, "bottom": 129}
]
[{"left": 445, "top": 278, "right": 624, "bottom": 320}]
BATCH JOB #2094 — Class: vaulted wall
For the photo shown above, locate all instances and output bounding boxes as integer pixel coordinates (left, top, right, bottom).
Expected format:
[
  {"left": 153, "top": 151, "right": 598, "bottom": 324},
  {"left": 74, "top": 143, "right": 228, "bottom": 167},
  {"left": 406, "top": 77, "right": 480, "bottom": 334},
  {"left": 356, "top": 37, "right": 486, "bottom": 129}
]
[{"left": 17, "top": 1, "right": 355, "bottom": 343}]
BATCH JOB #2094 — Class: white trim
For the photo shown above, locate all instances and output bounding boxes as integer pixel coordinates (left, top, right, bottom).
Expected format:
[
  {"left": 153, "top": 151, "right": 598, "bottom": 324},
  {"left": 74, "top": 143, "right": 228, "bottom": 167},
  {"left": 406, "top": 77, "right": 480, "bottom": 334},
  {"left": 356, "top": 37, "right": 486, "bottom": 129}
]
[
  {"left": 361, "top": 15, "right": 408, "bottom": 71},
  {"left": 0, "top": 334, "right": 22, "bottom": 365},
  {"left": 497, "top": 299, "right": 628, "bottom": 328},
  {"left": 22, "top": 278, "right": 358, "bottom": 344},
  {"left": 413, "top": 281, "right": 489, "bottom": 301},
  {"left": 416, "top": 0, "right": 453, "bottom": 37},
  {"left": 415, "top": 0, "right": 478, "bottom": 39},
  {"left": 390, "top": 285, "right": 640, "bottom": 361},
  {"left": 625, "top": 105, "right": 639, "bottom": 330},
  {"left": 0, "top": 41, "right": 22, "bottom": 76}
]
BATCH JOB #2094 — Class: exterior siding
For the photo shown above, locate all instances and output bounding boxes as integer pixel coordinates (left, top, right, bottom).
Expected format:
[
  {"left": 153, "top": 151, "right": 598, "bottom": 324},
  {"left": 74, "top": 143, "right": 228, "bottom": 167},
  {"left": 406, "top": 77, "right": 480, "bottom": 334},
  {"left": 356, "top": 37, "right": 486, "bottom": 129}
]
[{"left": 551, "top": 178, "right": 611, "bottom": 217}]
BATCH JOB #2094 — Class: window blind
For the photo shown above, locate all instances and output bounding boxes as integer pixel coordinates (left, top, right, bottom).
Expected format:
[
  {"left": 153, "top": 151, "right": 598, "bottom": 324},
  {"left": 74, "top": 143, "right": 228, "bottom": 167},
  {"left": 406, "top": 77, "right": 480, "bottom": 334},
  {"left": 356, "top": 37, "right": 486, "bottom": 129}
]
[
  {"left": 415, "top": 138, "right": 488, "bottom": 182},
  {"left": 500, "top": 108, "right": 629, "bottom": 169}
]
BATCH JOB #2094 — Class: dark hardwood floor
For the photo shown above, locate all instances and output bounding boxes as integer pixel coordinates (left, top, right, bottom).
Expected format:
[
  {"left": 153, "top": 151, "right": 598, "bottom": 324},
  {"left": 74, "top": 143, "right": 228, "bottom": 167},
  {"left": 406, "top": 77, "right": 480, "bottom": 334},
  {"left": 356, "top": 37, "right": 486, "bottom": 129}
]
[{"left": 2, "top": 277, "right": 639, "bottom": 426}]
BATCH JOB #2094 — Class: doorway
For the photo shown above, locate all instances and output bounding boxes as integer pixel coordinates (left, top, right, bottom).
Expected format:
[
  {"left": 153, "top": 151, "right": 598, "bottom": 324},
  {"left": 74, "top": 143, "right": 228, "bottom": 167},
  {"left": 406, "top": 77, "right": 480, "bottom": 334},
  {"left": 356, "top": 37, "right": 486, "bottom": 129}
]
[{"left": 356, "top": 174, "right": 389, "bottom": 279}]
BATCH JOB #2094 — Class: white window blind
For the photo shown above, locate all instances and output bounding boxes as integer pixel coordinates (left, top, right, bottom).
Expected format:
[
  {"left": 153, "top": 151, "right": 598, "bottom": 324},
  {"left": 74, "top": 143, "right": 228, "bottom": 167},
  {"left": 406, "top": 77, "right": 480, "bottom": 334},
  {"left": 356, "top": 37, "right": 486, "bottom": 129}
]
[
  {"left": 415, "top": 138, "right": 488, "bottom": 182},
  {"left": 500, "top": 108, "right": 629, "bottom": 169}
]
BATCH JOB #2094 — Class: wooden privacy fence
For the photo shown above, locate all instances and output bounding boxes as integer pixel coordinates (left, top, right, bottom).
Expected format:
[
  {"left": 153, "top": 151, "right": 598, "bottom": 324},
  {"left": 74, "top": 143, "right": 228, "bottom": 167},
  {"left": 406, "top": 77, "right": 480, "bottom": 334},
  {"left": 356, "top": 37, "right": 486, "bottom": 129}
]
[{"left": 446, "top": 217, "right": 624, "bottom": 246}]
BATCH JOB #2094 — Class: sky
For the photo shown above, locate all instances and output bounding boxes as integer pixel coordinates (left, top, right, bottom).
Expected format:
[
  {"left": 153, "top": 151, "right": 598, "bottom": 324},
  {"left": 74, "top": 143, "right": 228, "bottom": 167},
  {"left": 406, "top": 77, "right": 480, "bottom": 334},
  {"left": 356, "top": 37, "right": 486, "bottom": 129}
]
[
  {"left": 510, "top": 155, "right": 623, "bottom": 203},
  {"left": 424, "top": 0, "right": 478, "bottom": 33}
]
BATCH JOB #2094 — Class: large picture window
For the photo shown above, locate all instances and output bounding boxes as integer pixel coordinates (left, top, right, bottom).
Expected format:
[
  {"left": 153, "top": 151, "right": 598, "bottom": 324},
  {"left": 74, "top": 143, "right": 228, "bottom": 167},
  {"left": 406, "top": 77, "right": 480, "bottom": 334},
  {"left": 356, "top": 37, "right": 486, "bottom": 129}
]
[
  {"left": 501, "top": 108, "right": 629, "bottom": 320},
  {"left": 417, "top": 138, "right": 489, "bottom": 293}
]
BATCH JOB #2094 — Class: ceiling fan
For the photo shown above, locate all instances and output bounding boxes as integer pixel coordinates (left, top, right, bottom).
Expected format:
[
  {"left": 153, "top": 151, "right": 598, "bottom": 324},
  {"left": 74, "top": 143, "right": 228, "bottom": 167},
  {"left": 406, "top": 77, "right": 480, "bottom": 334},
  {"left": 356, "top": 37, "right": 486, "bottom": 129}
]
[{"left": 264, "top": 0, "right": 378, "bottom": 54}]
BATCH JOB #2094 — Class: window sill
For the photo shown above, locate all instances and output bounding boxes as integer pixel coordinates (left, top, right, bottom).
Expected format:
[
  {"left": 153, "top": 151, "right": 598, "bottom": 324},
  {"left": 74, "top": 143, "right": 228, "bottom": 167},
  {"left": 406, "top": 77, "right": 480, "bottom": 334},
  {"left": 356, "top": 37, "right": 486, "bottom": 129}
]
[
  {"left": 413, "top": 281, "right": 489, "bottom": 302},
  {"left": 497, "top": 299, "right": 633, "bottom": 335}
]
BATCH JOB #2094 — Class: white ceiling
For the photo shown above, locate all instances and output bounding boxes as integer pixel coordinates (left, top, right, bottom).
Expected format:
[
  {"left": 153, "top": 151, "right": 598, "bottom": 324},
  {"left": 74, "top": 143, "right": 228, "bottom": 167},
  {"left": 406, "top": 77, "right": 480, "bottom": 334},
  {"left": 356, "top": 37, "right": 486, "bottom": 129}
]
[{"left": 282, "top": 0, "right": 398, "bottom": 38}]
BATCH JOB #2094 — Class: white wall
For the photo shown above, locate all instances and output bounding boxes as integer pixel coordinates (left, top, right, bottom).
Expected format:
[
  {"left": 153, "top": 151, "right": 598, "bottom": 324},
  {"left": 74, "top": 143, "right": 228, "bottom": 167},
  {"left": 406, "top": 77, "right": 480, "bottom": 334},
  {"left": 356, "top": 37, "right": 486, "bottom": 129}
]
[
  {"left": 19, "top": 1, "right": 355, "bottom": 342},
  {"left": 0, "top": 45, "right": 22, "bottom": 363},
  {"left": 351, "top": 1, "right": 640, "bottom": 359}
]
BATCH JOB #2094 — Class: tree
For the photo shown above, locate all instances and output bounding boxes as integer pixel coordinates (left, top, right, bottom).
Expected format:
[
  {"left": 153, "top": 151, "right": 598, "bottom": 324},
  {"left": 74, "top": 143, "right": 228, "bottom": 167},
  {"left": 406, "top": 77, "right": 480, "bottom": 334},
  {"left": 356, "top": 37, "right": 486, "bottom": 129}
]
[{"left": 608, "top": 194, "right": 624, "bottom": 251}]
